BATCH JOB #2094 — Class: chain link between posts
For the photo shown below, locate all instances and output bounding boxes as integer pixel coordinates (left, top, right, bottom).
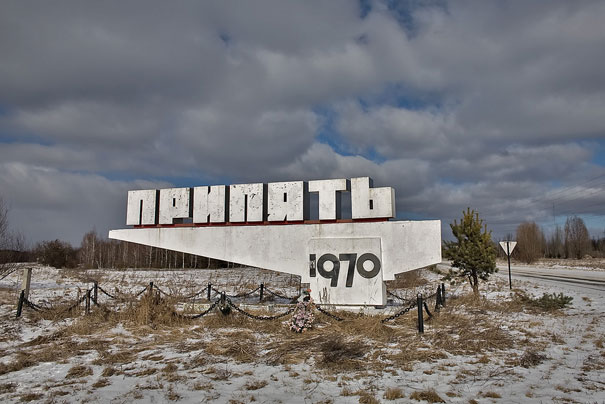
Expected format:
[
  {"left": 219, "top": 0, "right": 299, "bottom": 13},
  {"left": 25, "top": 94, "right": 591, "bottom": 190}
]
[
  {"left": 263, "top": 287, "right": 299, "bottom": 301},
  {"left": 22, "top": 290, "right": 90, "bottom": 314},
  {"left": 225, "top": 297, "right": 296, "bottom": 320},
  {"left": 153, "top": 284, "right": 210, "bottom": 300},
  {"left": 16, "top": 279, "right": 449, "bottom": 328},
  {"left": 381, "top": 300, "right": 418, "bottom": 323},
  {"left": 315, "top": 305, "right": 344, "bottom": 321}
]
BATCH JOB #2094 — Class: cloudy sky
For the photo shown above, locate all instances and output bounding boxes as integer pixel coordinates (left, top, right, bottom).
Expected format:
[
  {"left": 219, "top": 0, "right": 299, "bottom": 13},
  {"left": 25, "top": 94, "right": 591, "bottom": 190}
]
[{"left": 1, "top": 0, "right": 605, "bottom": 246}]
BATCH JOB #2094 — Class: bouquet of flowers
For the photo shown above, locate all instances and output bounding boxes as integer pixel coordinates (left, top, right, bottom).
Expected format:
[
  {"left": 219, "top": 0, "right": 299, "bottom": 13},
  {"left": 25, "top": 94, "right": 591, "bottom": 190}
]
[{"left": 288, "top": 290, "right": 314, "bottom": 333}]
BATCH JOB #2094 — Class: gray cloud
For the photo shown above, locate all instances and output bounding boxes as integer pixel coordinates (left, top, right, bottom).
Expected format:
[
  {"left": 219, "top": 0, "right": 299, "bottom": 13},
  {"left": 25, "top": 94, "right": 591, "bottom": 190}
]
[
  {"left": 0, "top": 162, "right": 169, "bottom": 245},
  {"left": 0, "top": 0, "right": 604, "bottom": 244}
]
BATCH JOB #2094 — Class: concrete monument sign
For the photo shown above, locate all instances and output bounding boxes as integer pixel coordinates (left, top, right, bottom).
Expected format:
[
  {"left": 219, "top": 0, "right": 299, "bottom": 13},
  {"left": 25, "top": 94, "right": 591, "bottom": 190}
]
[{"left": 109, "top": 177, "right": 441, "bottom": 306}]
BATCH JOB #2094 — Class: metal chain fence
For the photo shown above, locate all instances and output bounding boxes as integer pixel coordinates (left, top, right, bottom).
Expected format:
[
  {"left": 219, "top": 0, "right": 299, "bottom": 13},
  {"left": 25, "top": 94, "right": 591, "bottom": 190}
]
[{"left": 15, "top": 280, "right": 448, "bottom": 333}]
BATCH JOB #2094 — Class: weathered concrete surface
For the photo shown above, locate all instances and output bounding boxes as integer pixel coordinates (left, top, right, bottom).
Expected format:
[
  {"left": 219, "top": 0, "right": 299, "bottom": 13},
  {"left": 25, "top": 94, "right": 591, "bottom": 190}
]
[
  {"left": 193, "top": 185, "right": 227, "bottom": 223},
  {"left": 109, "top": 220, "right": 441, "bottom": 305},
  {"left": 266, "top": 181, "right": 308, "bottom": 222},
  {"left": 229, "top": 183, "right": 265, "bottom": 222},
  {"left": 159, "top": 188, "right": 190, "bottom": 224},
  {"left": 126, "top": 189, "right": 157, "bottom": 225},
  {"left": 308, "top": 178, "right": 349, "bottom": 220},
  {"left": 350, "top": 177, "right": 395, "bottom": 219}
]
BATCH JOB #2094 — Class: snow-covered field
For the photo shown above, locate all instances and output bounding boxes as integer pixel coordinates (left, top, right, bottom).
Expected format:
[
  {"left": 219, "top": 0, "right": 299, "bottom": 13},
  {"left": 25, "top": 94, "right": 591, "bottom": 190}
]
[{"left": 0, "top": 264, "right": 604, "bottom": 403}]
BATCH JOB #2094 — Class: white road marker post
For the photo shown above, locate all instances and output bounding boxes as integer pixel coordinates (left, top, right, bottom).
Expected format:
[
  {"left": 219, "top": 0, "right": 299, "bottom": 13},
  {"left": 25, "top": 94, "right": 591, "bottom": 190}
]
[
  {"left": 499, "top": 241, "right": 517, "bottom": 290},
  {"left": 22, "top": 267, "right": 32, "bottom": 300}
]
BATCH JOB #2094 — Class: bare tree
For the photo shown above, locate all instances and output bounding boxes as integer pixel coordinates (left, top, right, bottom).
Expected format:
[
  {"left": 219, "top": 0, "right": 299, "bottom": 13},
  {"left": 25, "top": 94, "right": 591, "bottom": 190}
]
[
  {"left": 564, "top": 216, "right": 591, "bottom": 259},
  {"left": 546, "top": 225, "right": 565, "bottom": 258},
  {"left": 515, "top": 222, "right": 545, "bottom": 264},
  {"left": 0, "top": 196, "right": 25, "bottom": 280}
]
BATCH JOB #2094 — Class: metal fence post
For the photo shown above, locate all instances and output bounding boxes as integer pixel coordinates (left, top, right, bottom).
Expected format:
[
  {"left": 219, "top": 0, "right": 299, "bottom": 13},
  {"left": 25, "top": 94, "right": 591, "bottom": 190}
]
[
  {"left": 207, "top": 283, "right": 211, "bottom": 301},
  {"left": 16, "top": 290, "right": 25, "bottom": 318},
  {"left": 93, "top": 282, "right": 98, "bottom": 304},
  {"left": 435, "top": 285, "right": 442, "bottom": 311},
  {"left": 259, "top": 283, "right": 264, "bottom": 302},
  {"left": 85, "top": 289, "right": 91, "bottom": 314},
  {"left": 441, "top": 283, "right": 446, "bottom": 307},
  {"left": 148, "top": 282, "right": 154, "bottom": 298},
  {"left": 417, "top": 293, "right": 424, "bottom": 333}
]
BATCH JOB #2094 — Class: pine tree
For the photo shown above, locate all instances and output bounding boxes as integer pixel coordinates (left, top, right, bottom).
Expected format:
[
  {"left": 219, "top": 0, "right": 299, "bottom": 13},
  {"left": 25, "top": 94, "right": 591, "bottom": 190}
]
[{"left": 444, "top": 208, "right": 496, "bottom": 295}]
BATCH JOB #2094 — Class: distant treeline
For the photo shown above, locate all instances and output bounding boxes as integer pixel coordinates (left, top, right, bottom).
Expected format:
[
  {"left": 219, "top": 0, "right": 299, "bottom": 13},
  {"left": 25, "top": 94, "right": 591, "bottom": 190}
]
[
  {"left": 31, "top": 230, "right": 235, "bottom": 270},
  {"left": 498, "top": 215, "right": 603, "bottom": 263},
  {"left": 14, "top": 215, "right": 605, "bottom": 270}
]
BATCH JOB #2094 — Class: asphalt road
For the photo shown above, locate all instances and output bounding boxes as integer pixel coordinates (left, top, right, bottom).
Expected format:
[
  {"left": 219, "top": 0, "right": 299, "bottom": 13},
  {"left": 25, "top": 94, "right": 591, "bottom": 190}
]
[{"left": 437, "top": 261, "right": 605, "bottom": 294}]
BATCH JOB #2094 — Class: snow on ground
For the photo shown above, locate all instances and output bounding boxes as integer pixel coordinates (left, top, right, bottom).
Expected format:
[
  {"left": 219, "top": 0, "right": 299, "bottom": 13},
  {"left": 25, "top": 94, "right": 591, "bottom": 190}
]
[
  {"left": 515, "top": 257, "right": 605, "bottom": 272},
  {"left": 0, "top": 264, "right": 604, "bottom": 403}
]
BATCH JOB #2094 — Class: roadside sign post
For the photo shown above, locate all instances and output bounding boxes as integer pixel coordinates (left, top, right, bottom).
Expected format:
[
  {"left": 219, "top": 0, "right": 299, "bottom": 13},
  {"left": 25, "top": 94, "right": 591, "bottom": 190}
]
[{"left": 499, "top": 241, "right": 517, "bottom": 290}]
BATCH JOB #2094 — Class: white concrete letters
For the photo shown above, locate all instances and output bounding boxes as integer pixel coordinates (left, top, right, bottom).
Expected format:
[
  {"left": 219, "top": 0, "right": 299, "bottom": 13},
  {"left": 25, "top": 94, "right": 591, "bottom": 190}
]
[
  {"left": 115, "top": 177, "right": 440, "bottom": 305},
  {"left": 350, "top": 177, "right": 395, "bottom": 219},
  {"left": 267, "top": 181, "right": 307, "bottom": 222},
  {"left": 308, "top": 179, "right": 349, "bottom": 220},
  {"left": 193, "top": 186, "right": 227, "bottom": 223},
  {"left": 126, "top": 177, "right": 398, "bottom": 225},
  {"left": 126, "top": 190, "right": 157, "bottom": 225},
  {"left": 159, "top": 188, "right": 191, "bottom": 224},
  {"left": 229, "top": 183, "right": 265, "bottom": 222}
]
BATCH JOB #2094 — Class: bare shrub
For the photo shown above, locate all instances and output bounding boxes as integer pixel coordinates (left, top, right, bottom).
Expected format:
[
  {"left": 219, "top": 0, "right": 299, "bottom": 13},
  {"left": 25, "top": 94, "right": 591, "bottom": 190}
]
[
  {"left": 33, "top": 239, "right": 78, "bottom": 269},
  {"left": 515, "top": 222, "right": 545, "bottom": 263},
  {"left": 0, "top": 196, "right": 25, "bottom": 280},
  {"left": 565, "top": 216, "right": 591, "bottom": 259}
]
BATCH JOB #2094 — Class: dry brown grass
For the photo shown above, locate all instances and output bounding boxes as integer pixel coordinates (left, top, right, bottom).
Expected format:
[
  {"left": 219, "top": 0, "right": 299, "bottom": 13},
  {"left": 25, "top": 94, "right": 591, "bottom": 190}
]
[
  {"left": 0, "top": 337, "right": 97, "bottom": 376},
  {"left": 94, "top": 349, "right": 136, "bottom": 366},
  {"left": 101, "top": 366, "right": 117, "bottom": 377},
  {"left": 205, "top": 332, "right": 259, "bottom": 363},
  {"left": 91, "top": 378, "right": 111, "bottom": 388},
  {"left": 0, "top": 383, "right": 16, "bottom": 394},
  {"left": 383, "top": 387, "right": 405, "bottom": 400},
  {"left": 319, "top": 336, "right": 367, "bottom": 367},
  {"left": 426, "top": 295, "right": 515, "bottom": 356},
  {"left": 358, "top": 391, "right": 380, "bottom": 404},
  {"left": 410, "top": 389, "right": 445, "bottom": 403},
  {"left": 165, "top": 385, "right": 181, "bottom": 401},
  {"left": 192, "top": 381, "right": 214, "bottom": 391},
  {"left": 117, "top": 294, "right": 190, "bottom": 327},
  {"left": 340, "top": 387, "right": 354, "bottom": 396},
  {"left": 19, "top": 393, "right": 43, "bottom": 402},
  {"left": 66, "top": 364, "right": 93, "bottom": 379},
  {"left": 481, "top": 391, "right": 502, "bottom": 398},
  {"left": 244, "top": 380, "right": 268, "bottom": 390},
  {"left": 517, "top": 350, "right": 546, "bottom": 368},
  {"left": 136, "top": 368, "right": 158, "bottom": 377}
]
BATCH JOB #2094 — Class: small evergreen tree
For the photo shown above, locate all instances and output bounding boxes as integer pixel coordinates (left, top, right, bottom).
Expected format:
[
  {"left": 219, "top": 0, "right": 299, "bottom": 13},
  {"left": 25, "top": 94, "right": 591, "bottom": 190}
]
[{"left": 444, "top": 208, "right": 496, "bottom": 295}]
